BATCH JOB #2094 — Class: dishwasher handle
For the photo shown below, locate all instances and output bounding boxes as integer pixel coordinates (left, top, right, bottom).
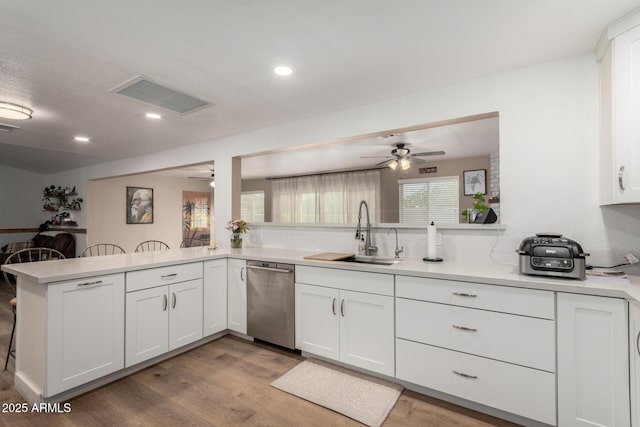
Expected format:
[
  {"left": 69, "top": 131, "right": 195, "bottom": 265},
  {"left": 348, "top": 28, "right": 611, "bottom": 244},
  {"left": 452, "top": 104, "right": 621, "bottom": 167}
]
[{"left": 246, "top": 265, "right": 293, "bottom": 274}]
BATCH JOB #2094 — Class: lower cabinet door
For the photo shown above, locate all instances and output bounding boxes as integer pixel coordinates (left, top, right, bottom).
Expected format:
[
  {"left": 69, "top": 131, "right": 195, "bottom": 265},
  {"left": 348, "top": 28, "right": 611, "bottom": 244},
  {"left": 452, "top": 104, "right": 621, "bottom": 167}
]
[
  {"left": 557, "top": 293, "right": 630, "bottom": 427},
  {"left": 630, "top": 301, "right": 640, "bottom": 427},
  {"left": 295, "top": 283, "right": 340, "bottom": 360},
  {"left": 203, "top": 259, "right": 228, "bottom": 336},
  {"left": 168, "top": 279, "right": 203, "bottom": 350},
  {"left": 340, "top": 290, "right": 394, "bottom": 376},
  {"left": 125, "top": 286, "right": 169, "bottom": 367},
  {"left": 396, "top": 339, "right": 556, "bottom": 425},
  {"left": 227, "top": 259, "right": 247, "bottom": 334},
  {"left": 47, "top": 274, "right": 125, "bottom": 396}
]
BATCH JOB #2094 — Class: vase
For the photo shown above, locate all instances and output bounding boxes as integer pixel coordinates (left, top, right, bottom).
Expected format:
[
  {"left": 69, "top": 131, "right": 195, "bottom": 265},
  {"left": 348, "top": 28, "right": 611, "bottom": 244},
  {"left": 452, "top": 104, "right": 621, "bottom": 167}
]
[{"left": 230, "top": 233, "right": 242, "bottom": 248}]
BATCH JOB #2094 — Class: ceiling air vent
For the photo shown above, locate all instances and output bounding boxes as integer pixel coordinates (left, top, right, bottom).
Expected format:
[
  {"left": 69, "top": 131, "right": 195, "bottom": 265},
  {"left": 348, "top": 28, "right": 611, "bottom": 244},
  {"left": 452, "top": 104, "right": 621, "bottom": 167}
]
[
  {"left": 112, "top": 75, "right": 211, "bottom": 114},
  {"left": 0, "top": 123, "right": 20, "bottom": 132}
]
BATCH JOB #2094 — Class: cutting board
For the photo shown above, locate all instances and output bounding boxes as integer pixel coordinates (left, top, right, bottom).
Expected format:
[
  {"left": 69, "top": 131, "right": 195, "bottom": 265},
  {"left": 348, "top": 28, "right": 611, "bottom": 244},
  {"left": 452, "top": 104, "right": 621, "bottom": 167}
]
[{"left": 303, "top": 252, "right": 354, "bottom": 261}]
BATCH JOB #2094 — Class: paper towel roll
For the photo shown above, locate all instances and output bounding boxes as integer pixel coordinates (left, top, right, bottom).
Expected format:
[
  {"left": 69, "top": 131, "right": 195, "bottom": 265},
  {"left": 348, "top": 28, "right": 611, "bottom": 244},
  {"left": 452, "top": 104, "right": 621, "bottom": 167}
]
[{"left": 427, "top": 221, "right": 437, "bottom": 259}]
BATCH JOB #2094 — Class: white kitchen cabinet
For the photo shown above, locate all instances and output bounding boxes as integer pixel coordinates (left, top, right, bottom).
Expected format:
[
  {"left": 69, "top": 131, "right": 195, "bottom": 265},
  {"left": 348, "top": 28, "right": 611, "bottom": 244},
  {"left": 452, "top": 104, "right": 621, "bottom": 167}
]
[
  {"left": 598, "top": 10, "right": 640, "bottom": 204},
  {"left": 557, "top": 292, "right": 630, "bottom": 427},
  {"left": 46, "top": 273, "right": 125, "bottom": 396},
  {"left": 125, "top": 278, "right": 203, "bottom": 367},
  {"left": 295, "top": 282, "right": 394, "bottom": 376},
  {"left": 630, "top": 300, "right": 640, "bottom": 427},
  {"left": 227, "top": 258, "right": 247, "bottom": 334},
  {"left": 203, "top": 259, "right": 228, "bottom": 336}
]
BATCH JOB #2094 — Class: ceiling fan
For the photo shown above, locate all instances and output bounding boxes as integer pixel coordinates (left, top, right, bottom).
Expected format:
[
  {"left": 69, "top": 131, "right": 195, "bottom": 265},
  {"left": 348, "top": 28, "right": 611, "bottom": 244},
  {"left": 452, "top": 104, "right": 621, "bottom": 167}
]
[
  {"left": 361, "top": 143, "right": 445, "bottom": 170},
  {"left": 188, "top": 169, "right": 215, "bottom": 188}
]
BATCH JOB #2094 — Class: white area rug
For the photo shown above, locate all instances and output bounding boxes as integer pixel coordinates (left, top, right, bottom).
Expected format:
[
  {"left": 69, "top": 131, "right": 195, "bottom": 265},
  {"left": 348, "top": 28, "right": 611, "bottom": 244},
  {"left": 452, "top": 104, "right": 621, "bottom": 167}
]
[{"left": 271, "top": 359, "right": 403, "bottom": 427}]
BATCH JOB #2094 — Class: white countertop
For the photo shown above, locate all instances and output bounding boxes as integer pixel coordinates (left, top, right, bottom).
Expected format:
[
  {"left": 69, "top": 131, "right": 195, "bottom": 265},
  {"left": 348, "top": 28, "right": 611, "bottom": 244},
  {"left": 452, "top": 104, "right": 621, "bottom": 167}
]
[{"left": 3, "top": 246, "right": 639, "bottom": 301}]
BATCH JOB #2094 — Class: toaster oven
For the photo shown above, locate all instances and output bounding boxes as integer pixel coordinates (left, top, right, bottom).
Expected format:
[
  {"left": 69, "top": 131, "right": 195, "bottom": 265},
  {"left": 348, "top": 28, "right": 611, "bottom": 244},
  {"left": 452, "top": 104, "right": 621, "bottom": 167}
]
[{"left": 516, "top": 233, "right": 589, "bottom": 280}]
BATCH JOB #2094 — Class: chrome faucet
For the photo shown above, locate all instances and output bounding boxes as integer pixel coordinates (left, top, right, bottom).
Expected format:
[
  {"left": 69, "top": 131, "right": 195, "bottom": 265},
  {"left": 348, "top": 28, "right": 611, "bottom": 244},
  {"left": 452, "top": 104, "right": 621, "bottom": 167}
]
[
  {"left": 388, "top": 228, "right": 404, "bottom": 258},
  {"left": 355, "top": 200, "right": 378, "bottom": 256}
]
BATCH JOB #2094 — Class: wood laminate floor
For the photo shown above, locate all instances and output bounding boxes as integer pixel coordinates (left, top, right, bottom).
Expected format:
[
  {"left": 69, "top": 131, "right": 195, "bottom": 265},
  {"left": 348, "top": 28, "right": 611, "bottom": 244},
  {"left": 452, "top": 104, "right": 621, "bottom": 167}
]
[{"left": 0, "top": 278, "right": 520, "bottom": 426}]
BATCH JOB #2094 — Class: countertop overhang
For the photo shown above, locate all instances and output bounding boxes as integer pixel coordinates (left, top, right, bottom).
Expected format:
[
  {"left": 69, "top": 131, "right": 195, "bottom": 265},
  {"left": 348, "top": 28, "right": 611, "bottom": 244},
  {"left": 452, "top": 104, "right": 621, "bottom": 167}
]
[{"left": 3, "top": 246, "right": 639, "bottom": 301}]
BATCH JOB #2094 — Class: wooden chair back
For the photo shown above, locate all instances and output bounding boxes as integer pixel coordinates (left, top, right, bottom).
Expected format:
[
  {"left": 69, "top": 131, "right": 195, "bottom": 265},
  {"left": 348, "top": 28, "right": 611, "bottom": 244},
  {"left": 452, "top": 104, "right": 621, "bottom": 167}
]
[
  {"left": 81, "top": 243, "right": 126, "bottom": 257},
  {"left": 135, "top": 240, "right": 170, "bottom": 253}
]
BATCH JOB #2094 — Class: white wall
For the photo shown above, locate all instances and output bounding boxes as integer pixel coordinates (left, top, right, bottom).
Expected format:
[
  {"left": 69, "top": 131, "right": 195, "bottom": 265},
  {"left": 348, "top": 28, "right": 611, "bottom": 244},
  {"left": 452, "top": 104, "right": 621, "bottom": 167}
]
[
  {"left": 46, "top": 52, "right": 640, "bottom": 270},
  {"left": 0, "top": 165, "right": 44, "bottom": 248}
]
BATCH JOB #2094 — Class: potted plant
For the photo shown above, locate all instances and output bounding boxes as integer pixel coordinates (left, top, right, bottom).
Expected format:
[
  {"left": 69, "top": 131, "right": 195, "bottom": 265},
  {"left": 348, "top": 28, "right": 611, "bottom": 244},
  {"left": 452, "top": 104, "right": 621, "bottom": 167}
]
[
  {"left": 461, "top": 192, "right": 489, "bottom": 222},
  {"left": 226, "top": 219, "right": 249, "bottom": 248}
]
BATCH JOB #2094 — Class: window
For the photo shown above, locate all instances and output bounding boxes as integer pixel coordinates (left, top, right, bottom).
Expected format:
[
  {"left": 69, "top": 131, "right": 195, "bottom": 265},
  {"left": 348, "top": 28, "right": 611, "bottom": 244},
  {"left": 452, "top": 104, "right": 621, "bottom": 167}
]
[
  {"left": 241, "top": 191, "right": 265, "bottom": 223},
  {"left": 399, "top": 176, "right": 459, "bottom": 224},
  {"left": 271, "top": 170, "right": 380, "bottom": 224}
]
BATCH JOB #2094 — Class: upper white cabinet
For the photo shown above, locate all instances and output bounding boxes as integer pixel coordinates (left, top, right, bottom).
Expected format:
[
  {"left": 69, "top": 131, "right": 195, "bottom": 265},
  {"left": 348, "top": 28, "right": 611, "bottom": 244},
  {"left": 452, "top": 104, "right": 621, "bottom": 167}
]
[
  {"left": 557, "top": 292, "right": 629, "bottom": 427},
  {"left": 203, "top": 259, "right": 228, "bottom": 336},
  {"left": 46, "top": 273, "right": 125, "bottom": 396},
  {"left": 227, "top": 258, "right": 247, "bottom": 334},
  {"left": 598, "top": 9, "right": 640, "bottom": 204}
]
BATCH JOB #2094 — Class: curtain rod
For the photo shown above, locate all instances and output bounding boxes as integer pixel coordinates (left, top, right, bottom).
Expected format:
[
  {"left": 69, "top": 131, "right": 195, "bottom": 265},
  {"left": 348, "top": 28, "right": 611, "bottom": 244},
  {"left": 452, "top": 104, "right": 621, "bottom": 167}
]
[{"left": 266, "top": 166, "right": 386, "bottom": 181}]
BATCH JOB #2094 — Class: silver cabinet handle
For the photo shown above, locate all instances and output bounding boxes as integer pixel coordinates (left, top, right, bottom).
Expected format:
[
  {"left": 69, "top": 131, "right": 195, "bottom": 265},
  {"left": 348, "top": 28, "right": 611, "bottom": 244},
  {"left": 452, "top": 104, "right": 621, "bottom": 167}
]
[
  {"left": 332, "top": 298, "right": 337, "bottom": 315},
  {"left": 619, "top": 165, "right": 626, "bottom": 191},
  {"left": 452, "top": 324, "right": 478, "bottom": 332},
  {"left": 246, "top": 265, "right": 293, "bottom": 274},
  {"left": 240, "top": 266, "right": 245, "bottom": 281},
  {"left": 161, "top": 273, "right": 178, "bottom": 279},
  {"left": 453, "top": 370, "right": 477, "bottom": 379},
  {"left": 172, "top": 292, "right": 177, "bottom": 309},
  {"left": 452, "top": 292, "right": 477, "bottom": 298},
  {"left": 77, "top": 280, "right": 102, "bottom": 287},
  {"left": 636, "top": 330, "right": 640, "bottom": 357},
  {"left": 163, "top": 294, "right": 168, "bottom": 311},
  {"left": 340, "top": 299, "right": 345, "bottom": 317}
]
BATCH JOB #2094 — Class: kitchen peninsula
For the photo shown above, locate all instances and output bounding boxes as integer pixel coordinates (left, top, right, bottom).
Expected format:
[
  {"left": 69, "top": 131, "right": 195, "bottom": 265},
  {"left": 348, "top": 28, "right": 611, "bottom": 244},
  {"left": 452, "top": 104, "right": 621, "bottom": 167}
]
[{"left": 3, "top": 247, "right": 639, "bottom": 427}]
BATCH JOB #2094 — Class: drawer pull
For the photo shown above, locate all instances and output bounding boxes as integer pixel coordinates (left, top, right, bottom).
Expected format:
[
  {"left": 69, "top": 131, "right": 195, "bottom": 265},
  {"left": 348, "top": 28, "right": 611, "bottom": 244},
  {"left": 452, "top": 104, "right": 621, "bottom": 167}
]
[
  {"left": 452, "top": 324, "right": 478, "bottom": 332},
  {"left": 77, "top": 280, "right": 102, "bottom": 287},
  {"left": 453, "top": 370, "right": 478, "bottom": 379},
  {"left": 452, "top": 292, "right": 477, "bottom": 298},
  {"left": 161, "top": 273, "right": 178, "bottom": 279}
]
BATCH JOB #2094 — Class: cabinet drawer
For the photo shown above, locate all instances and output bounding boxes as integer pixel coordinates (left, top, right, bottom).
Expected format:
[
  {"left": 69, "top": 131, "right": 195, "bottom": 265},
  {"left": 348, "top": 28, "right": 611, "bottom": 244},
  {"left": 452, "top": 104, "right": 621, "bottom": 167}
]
[
  {"left": 396, "top": 339, "right": 556, "bottom": 425},
  {"left": 295, "top": 265, "right": 393, "bottom": 296},
  {"left": 126, "top": 262, "right": 202, "bottom": 292},
  {"left": 396, "top": 275, "right": 554, "bottom": 319},
  {"left": 396, "top": 298, "right": 555, "bottom": 372}
]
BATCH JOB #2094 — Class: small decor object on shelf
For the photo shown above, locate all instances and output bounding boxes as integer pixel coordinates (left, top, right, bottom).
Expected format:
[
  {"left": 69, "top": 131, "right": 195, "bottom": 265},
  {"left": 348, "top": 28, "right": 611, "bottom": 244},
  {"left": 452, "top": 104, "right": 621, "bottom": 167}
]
[{"left": 226, "top": 219, "right": 249, "bottom": 248}]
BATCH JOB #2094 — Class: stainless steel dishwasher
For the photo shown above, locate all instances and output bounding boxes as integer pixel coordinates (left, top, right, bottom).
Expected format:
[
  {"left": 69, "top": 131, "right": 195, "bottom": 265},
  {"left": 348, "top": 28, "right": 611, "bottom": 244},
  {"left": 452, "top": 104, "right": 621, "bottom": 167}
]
[{"left": 246, "top": 260, "right": 295, "bottom": 349}]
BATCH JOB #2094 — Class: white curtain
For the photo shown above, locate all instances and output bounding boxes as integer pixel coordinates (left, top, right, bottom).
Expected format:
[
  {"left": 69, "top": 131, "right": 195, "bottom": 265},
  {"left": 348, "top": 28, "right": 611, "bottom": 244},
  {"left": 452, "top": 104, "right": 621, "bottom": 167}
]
[{"left": 271, "top": 170, "right": 380, "bottom": 224}]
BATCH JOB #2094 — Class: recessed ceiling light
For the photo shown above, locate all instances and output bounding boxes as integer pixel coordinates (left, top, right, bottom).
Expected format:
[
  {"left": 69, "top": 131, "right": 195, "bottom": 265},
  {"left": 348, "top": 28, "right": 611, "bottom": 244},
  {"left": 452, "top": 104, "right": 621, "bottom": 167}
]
[
  {"left": 74, "top": 136, "right": 90, "bottom": 143},
  {"left": 146, "top": 113, "right": 162, "bottom": 119},
  {"left": 274, "top": 66, "right": 293, "bottom": 76},
  {"left": 0, "top": 101, "right": 32, "bottom": 120}
]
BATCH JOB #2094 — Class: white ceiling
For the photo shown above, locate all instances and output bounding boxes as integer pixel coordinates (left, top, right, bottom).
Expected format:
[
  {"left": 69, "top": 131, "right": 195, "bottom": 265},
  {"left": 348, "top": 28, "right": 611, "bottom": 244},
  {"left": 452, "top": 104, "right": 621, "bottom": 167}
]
[{"left": 1, "top": 1, "right": 639, "bottom": 174}]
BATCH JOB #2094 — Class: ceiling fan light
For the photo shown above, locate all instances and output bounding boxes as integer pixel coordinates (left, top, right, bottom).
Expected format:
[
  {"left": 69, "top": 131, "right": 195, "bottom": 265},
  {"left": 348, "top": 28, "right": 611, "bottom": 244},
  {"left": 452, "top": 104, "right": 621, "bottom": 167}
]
[
  {"left": 0, "top": 102, "right": 33, "bottom": 120},
  {"left": 209, "top": 180, "right": 215, "bottom": 188},
  {"left": 400, "top": 158, "right": 410, "bottom": 170},
  {"left": 388, "top": 160, "right": 398, "bottom": 170}
]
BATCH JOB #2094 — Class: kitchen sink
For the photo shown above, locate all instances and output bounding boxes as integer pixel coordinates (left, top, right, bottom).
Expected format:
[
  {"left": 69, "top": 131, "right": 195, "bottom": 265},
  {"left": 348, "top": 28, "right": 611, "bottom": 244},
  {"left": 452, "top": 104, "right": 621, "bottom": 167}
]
[{"left": 340, "top": 255, "right": 401, "bottom": 266}]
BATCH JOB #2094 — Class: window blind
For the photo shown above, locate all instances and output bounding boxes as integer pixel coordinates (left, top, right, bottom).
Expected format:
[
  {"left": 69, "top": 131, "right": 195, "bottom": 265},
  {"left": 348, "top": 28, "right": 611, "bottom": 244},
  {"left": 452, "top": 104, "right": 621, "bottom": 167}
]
[
  {"left": 241, "top": 191, "right": 265, "bottom": 223},
  {"left": 399, "top": 176, "right": 459, "bottom": 224}
]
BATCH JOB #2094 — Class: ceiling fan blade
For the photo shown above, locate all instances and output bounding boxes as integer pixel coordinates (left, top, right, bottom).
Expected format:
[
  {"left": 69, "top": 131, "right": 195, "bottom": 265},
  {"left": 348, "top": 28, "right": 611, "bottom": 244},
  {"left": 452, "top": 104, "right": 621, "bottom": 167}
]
[
  {"left": 360, "top": 155, "right": 394, "bottom": 159},
  {"left": 412, "top": 150, "right": 445, "bottom": 156},
  {"left": 410, "top": 157, "right": 426, "bottom": 164},
  {"left": 375, "top": 159, "right": 394, "bottom": 166}
]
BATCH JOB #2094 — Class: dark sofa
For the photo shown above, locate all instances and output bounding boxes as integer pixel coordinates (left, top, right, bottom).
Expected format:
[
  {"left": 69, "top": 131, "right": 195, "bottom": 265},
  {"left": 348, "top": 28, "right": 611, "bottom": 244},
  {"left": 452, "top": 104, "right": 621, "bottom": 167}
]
[{"left": 0, "top": 232, "right": 76, "bottom": 264}]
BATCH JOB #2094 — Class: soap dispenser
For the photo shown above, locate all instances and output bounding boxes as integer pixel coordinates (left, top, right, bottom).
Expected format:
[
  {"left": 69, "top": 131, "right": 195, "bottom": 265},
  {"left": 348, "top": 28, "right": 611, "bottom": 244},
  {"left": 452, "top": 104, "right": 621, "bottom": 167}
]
[{"left": 358, "top": 235, "right": 366, "bottom": 255}]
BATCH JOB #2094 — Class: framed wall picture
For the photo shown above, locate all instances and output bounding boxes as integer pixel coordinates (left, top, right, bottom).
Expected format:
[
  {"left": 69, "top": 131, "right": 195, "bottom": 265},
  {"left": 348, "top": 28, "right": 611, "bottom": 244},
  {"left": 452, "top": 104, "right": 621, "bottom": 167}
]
[
  {"left": 127, "top": 186, "right": 154, "bottom": 224},
  {"left": 463, "top": 169, "right": 486, "bottom": 195}
]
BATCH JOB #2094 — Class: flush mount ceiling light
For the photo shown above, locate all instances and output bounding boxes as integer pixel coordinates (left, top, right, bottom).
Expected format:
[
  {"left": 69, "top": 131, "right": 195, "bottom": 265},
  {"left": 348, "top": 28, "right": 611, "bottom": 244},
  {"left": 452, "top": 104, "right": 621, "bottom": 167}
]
[
  {"left": 274, "top": 66, "right": 293, "bottom": 76},
  {"left": 146, "top": 113, "right": 162, "bottom": 119},
  {"left": 0, "top": 102, "right": 33, "bottom": 120},
  {"left": 74, "top": 136, "right": 90, "bottom": 143}
]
